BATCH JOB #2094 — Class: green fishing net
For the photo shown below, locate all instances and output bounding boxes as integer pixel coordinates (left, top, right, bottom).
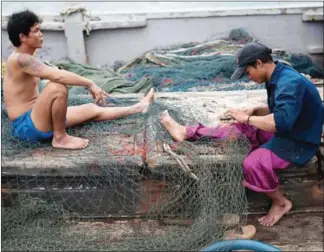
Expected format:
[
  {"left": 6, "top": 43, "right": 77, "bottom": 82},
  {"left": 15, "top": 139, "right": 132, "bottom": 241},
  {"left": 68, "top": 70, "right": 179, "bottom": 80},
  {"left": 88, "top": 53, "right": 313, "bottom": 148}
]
[{"left": 2, "top": 94, "right": 249, "bottom": 251}]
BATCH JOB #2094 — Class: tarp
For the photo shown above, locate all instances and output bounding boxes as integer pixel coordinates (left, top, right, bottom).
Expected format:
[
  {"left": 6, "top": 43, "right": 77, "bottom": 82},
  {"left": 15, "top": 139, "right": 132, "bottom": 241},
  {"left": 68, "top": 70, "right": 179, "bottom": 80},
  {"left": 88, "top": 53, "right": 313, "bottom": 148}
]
[{"left": 53, "top": 61, "right": 153, "bottom": 94}]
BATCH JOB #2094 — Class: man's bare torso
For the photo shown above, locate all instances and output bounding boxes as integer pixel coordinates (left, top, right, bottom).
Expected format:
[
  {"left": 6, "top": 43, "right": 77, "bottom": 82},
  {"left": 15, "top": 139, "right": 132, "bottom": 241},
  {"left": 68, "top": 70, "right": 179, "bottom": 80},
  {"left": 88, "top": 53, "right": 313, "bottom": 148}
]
[{"left": 3, "top": 52, "right": 40, "bottom": 121}]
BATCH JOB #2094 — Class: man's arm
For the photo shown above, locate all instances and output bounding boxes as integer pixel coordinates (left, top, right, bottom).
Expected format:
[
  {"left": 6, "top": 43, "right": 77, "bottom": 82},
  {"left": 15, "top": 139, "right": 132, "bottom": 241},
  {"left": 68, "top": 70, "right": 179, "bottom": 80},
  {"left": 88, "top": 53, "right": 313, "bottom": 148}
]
[
  {"left": 16, "top": 53, "right": 94, "bottom": 88},
  {"left": 241, "top": 105, "right": 269, "bottom": 116},
  {"left": 252, "top": 105, "right": 270, "bottom": 116},
  {"left": 225, "top": 108, "right": 276, "bottom": 132},
  {"left": 247, "top": 80, "right": 305, "bottom": 133},
  {"left": 248, "top": 114, "right": 276, "bottom": 132}
]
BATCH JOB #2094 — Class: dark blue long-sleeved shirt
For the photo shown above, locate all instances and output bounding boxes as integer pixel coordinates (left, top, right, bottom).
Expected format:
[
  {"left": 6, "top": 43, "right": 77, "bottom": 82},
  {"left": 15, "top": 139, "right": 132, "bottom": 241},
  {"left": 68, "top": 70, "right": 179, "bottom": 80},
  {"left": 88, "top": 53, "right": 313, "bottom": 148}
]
[{"left": 262, "top": 61, "right": 323, "bottom": 165}]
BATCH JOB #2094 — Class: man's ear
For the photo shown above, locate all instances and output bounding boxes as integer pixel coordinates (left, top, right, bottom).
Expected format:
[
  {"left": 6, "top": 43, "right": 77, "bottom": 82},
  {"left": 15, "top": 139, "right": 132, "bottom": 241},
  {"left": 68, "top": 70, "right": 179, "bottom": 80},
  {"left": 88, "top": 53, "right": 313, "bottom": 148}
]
[
  {"left": 256, "top": 59, "right": 263, "bottom": 68},
  {"left": 19, "top": 33, "right": 27, "bottom": 43}
]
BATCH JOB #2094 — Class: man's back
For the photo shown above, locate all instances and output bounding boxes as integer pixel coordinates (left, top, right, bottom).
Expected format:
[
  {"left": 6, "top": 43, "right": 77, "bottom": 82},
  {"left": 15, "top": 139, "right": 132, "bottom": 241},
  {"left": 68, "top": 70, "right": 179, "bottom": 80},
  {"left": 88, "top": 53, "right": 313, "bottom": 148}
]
[
  {"left": 264, "top": 61, "right": 323, "bottom": 165},
  {"left": 3, "top": 52, "right": 40, "bottom": 120},
  {"left": 277, "top": 63, "right": 323, "bottom": 142}
]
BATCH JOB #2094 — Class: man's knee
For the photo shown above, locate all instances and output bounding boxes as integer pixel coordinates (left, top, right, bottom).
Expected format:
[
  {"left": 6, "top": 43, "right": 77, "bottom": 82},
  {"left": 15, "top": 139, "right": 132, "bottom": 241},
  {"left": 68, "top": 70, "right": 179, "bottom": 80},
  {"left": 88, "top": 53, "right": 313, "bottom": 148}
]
[
  {"left": 243, "top": 148, "right": 276, "bottom": 176},
  {"left": 243, "top": 149, "right": 266, "bottom": 174},
  {"left": 44, "top": 82, "right": 68, "bottom": 96},
  {"left": 243, "top": 155, "right": 258, "bottom": 174},
  {"left": 77, "top": 103, "right": 101, "bottom": 119},
  {"left": 84, "top": 103, "right": 99, "bottom": 111},
  {"left": 86, "top": 103, "right": 101, "bottom": 118}
]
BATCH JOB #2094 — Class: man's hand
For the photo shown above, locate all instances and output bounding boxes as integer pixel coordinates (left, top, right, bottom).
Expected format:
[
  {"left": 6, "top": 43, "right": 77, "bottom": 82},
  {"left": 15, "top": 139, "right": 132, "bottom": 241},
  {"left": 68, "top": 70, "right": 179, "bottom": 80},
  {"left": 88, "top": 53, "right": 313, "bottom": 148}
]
[
  {"left": 242, "top": 108, "right": 255, "bottom": 116},
  {"left": 88, "top": 82, "right": 109, "bottom": 104},
  {"left": 225, "top": 108, "right": 249, "bottom": 124}
]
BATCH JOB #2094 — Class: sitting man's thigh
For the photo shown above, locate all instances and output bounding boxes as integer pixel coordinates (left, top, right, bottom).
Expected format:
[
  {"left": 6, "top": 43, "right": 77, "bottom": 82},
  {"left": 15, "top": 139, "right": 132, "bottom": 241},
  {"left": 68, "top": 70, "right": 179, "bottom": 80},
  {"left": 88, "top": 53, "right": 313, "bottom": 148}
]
[
  {"left": 243, "top": 148, "right": 290, "bottom": 173},
  {"left": 242, "top": 148, "right": 290, "bottom": 192},
  {"left": 31, "top": 82, "right": 68, "bottom": 132}
]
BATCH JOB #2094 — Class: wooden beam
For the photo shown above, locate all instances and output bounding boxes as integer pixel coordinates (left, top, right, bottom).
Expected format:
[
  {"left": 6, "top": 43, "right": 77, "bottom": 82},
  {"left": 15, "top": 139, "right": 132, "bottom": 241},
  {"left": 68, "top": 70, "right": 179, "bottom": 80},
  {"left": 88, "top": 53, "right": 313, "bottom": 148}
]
[{"left": 2, "top": 133, "right": 145, "bottom": 176}]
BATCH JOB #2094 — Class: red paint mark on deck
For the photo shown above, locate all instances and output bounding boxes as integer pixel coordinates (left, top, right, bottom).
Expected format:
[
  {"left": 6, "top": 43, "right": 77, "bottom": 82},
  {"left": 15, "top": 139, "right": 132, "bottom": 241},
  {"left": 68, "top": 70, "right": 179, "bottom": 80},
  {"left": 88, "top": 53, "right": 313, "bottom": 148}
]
[
  {"left": 107, "top": 136, "right": 147, "bottom": 161},
  {"left": 137, "top": 180, "right": 168, "bottom": 214}
]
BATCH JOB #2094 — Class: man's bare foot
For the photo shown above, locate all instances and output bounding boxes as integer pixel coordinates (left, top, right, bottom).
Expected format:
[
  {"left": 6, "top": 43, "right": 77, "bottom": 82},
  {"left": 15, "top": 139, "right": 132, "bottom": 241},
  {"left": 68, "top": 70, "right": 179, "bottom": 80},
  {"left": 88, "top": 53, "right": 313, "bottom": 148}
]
[
  {"left": 52, "top": 134, "right": 89, "bottom": 150},
  {"left": 128, "top": 88, "right": 155, "bottom": 114},
  {"left": 141, "top": 88, "right": 155, "bottom": 113},
  {"left": 258, "top": 198, "right": 292, "bottom": 227},
  {"left": 160, "top": 110, "right": 187, "bottom": 142}
]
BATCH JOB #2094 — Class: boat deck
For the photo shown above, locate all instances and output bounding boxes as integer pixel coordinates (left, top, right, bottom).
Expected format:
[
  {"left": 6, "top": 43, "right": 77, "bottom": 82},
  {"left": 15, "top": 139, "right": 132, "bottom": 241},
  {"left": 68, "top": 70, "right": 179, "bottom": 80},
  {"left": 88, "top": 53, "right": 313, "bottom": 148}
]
[{"left": 2, "top": 90, "right": 323, "bottom": 250}]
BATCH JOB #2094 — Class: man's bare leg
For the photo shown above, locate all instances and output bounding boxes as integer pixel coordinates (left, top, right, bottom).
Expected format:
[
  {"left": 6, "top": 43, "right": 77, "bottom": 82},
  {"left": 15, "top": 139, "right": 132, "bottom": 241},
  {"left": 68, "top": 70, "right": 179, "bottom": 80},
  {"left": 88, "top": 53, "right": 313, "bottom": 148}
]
[
  {"left": 65, "top": 88, "right": 155, "bottom": 127},
  {"left": 160, "top": 110, "right": 187, "bottom": 142},
  {"left": 31, "top": 82, "right": 88, "bottom": 150},
  {"left": 50, "top": 87, "right": 89, "bottom": 150},
  {"left": 258, "top": 188, "right": 292, "bottom": 227}
]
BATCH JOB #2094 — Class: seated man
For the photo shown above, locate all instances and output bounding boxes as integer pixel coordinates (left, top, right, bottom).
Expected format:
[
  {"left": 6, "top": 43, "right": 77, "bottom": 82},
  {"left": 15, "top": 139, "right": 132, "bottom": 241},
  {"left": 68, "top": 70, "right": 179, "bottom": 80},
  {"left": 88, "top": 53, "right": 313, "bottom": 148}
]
[
  {"left": 3, "top": 10, "right": 154, "bottom": 150},
  {"left": 161, "top": 42, "right": 323, "bottom": 226}
]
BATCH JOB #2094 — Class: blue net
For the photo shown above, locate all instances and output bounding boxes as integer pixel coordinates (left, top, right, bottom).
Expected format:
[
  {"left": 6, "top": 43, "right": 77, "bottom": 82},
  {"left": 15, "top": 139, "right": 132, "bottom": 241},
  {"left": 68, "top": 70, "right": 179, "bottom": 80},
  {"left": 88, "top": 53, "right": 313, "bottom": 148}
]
[{"left": 117, "top": 28, "right": 323, "bottom": 92}]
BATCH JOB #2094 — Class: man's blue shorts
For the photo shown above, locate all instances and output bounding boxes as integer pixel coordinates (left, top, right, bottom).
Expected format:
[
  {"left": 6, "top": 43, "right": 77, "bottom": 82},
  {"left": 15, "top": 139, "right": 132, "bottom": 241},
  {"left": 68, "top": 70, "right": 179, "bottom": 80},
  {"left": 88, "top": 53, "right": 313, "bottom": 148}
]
[{"left": 12, "top": 110, "right": 54, "bottom": 142}]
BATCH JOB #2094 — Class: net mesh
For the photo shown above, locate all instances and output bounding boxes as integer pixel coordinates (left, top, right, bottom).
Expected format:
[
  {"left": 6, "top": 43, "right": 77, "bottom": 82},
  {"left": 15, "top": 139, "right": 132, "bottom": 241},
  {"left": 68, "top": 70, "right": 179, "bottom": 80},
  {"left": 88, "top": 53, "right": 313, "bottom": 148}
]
[
  {"left": 3, "top": 27, "right": 320, "bottom": 251},
  {"left": 2, "top": 95, "right": 249, "bottom": 251},
  {"left": 116, "top": 28, "right": 323, "bottom": 92}
]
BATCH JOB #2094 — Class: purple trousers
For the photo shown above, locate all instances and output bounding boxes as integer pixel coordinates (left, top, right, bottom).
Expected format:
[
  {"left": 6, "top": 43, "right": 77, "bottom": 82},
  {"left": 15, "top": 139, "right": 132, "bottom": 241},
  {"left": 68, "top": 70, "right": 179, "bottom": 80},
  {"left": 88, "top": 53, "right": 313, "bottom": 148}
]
[{"left": 186, "top": 123, "right": 290, "bottom": 193}]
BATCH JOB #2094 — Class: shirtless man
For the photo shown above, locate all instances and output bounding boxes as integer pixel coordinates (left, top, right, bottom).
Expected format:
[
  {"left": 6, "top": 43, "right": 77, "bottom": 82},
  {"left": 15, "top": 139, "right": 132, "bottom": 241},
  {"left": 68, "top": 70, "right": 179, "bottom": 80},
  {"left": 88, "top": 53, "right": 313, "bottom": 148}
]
[
  {"left": 3, "top": 10, "right": 154, "bottom": 150},
  {"left": 161, "top": 42, "right": 323, "bottom": 226}
]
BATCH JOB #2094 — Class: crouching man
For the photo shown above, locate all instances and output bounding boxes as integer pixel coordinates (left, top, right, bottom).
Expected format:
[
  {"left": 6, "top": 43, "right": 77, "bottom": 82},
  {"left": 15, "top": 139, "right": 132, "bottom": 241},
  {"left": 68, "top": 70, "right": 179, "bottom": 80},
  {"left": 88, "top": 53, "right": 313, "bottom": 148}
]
[{"left": 161, "top": 42, "right": 323, "bottom": 226}]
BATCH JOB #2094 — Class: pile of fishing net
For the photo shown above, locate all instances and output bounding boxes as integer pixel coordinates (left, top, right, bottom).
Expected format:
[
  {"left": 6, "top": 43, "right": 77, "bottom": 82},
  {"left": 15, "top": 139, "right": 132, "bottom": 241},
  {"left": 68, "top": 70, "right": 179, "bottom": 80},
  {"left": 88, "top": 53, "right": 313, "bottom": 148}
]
[
  {"left": 114, "top": 28, "right": 323, "bottom": 92},
  {"left": 2, "top": 94, "right": 250, "bottom": 251}
]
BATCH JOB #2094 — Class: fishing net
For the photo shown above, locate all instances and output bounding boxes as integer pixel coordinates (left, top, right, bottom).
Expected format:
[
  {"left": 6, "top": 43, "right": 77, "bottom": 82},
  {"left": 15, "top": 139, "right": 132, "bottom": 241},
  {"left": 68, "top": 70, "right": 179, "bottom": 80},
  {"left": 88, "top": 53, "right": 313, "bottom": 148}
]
[
  {"left": 115, "top": 28, "right": 323, "bottom": 92},
  {"left": 2, "top": 27, "right": 321, "bottom": 251},
  {"left": 2, "top": 93, "right": 250, "bottom": 251}
]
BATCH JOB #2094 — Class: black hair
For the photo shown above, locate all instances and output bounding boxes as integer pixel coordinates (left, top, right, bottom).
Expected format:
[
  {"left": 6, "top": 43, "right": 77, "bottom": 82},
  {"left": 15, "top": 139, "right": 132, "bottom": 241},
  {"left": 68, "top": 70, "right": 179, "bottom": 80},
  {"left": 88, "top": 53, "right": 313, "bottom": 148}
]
[
  {"left": 246, "top": 53, "right": 273, "bottom": 68},
  {"left": 7, "top": 10, "right": 41, "bottom": 47}
]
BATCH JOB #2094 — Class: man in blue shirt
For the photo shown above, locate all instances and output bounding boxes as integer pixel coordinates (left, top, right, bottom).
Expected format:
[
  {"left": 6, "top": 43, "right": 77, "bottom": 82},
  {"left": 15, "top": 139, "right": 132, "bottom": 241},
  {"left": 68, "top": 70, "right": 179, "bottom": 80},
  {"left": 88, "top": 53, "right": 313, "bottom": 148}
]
[{"left": 161, "top": 42, "right": 323, "bottom": 226}]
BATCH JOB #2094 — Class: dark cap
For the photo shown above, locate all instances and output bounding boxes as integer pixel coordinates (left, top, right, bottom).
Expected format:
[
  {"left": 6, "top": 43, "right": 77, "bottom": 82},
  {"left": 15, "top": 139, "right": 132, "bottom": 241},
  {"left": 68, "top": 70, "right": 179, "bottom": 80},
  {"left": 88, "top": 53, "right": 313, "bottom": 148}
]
[{"left": 231, "top": 42, "right": 272, "bottom": 80}]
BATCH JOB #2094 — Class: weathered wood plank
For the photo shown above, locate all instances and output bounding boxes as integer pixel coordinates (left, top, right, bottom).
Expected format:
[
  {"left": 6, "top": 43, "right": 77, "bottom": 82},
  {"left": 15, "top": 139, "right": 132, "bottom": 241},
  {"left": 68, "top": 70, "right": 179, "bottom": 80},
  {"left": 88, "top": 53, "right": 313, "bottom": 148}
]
[
  {"left": 12, "top": 212, "right": 319, "bottom": 252},
  {"left": 146, "top": 154, "right": 241, "bottom": 169},
  {"left": 247, "top": 178, "right": 324, "bottom": 213},
  {"left": 2, "top": 175, "right": 322, "bottom": 216},
  {"left": 2, "top": 133, "right": 145, "bottom": 176},
  {"left": 1, "top": 177, "right": 171, "bottom": 216},
  {"left": 249, "top": 212, "right": 323, "bottom": 251}
]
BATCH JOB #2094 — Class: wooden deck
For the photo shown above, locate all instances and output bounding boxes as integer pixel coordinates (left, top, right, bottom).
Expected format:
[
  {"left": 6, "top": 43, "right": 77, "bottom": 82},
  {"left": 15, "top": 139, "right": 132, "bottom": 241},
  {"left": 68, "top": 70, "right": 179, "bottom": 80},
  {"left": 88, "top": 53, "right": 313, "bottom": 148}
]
[
  {"left": 2, "top": 89, "right": 324, "bottom": 216},
  {"left": 2, "top": 133, "right": 144, "bottom": 176}
]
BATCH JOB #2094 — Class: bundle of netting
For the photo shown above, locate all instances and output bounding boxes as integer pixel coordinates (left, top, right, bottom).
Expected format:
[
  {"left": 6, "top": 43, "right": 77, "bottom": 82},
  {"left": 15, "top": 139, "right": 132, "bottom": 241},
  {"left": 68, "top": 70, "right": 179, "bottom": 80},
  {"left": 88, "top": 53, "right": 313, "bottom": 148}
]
[
  {"left": 2, "top": 94, "right": 250, "bottom": 251},
  {"left": 112, "top": 28, "right": 323, "bottom": 92}
]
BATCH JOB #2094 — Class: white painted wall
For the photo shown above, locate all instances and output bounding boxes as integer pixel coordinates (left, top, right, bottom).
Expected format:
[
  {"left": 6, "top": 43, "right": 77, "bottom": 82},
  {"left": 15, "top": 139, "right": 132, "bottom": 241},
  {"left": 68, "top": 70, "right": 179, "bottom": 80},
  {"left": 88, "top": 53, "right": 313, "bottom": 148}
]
[
  {"left": 1, "top": 1, "right": 323, "bottom": 68},
  {"left": 84, "top": 14, "right": 322, "bottom": 67},
  {"left": 2, "top": 1, "right": 322, "bottom": 16}
]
